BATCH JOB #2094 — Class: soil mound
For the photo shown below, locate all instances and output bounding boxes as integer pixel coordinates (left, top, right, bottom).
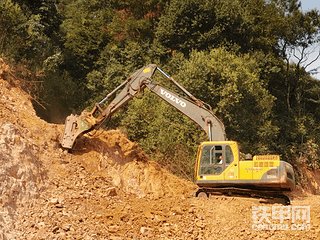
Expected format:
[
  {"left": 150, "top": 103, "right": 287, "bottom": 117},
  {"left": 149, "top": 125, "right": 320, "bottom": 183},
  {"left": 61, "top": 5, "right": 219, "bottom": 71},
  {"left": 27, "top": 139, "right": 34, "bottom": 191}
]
[{"left": 71, "top": 129, "right": 197, "bottom": 200}]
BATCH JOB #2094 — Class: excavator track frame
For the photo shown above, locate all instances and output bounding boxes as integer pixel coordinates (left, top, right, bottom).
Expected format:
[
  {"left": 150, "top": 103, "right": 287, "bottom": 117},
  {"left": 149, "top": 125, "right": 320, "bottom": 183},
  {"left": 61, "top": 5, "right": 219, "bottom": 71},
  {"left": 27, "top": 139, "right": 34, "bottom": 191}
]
[{"left": 195, "top": 187, "right": 291, "bottom": 205}]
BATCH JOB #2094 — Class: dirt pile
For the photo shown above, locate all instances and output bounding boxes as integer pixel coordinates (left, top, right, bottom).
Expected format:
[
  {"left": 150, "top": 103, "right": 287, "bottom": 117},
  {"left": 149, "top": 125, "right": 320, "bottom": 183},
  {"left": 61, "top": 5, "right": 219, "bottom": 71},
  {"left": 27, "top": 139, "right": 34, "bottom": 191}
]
[
  {"left": 73, "top": 130, "right": 197, "bottom": 200},
  {"left": 0, "top": 60, "right": 197, "bottom": 239},
  {"left": 297, "top": 167, "right": 320, "bottom": 195},
  {"left": 1, "top": 59, "right": 320, "bottom": 239}
]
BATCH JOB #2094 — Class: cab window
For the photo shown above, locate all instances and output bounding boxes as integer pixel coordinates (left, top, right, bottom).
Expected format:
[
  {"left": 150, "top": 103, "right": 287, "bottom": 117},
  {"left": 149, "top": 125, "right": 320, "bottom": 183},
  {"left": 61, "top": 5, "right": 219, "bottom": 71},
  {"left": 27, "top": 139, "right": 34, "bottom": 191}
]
[
  {"left": 199, "top": 145, "right": 211, "bottom": 165},
  {"left": 199, "top": 145, "right": 222, "bottom": 175},
  {"left": 199, "top": 144, "right": 234, "bottom": 175},
  {"left": 225, "top": 145, "right": 234, "bottom": 165}
]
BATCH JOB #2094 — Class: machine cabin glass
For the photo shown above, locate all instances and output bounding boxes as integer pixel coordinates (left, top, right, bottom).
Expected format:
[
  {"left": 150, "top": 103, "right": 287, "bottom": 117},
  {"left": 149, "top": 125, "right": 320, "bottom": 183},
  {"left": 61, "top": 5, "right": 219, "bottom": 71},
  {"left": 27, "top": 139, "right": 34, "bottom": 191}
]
[{"left": 199, "top": 144, "right": 234, "bottom": 175}]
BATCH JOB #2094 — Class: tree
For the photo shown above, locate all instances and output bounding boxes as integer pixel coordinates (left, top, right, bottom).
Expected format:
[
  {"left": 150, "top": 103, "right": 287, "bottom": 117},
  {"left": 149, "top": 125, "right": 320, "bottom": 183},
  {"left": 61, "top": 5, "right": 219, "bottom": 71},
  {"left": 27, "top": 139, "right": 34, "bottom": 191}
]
[
  {"left": 264, "top": 0, "right": 320, "bottom": 156},
  {"left": 13, "top": 0, "right": 62, "bottom": 39},
  {"left": 170, "top": 48, "right": 278, "bottom": 154},
  {"left": 155, "top": 0, "right": 291, "bottom": 57},
  {"left": 156, "top": 0, "right": 244, "bottom": 55},
  {"left": 0, "top": 0, "right": 28, "bottom": 57}
]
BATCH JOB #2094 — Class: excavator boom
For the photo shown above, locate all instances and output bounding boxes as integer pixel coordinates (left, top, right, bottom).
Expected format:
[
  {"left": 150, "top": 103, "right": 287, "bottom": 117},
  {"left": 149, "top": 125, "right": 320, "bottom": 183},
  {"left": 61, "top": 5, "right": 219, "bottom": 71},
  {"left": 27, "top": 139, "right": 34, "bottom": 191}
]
[{"left": 61, "top": 64, "right": 226, "bottom": 149}]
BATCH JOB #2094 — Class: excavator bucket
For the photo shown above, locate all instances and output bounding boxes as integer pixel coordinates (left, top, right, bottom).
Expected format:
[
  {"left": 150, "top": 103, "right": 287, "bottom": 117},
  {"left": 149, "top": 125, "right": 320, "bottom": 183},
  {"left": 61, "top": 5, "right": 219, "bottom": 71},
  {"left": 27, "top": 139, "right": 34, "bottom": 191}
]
[{"left": 60, "top": 111, "right": 96, "bottom": 149}]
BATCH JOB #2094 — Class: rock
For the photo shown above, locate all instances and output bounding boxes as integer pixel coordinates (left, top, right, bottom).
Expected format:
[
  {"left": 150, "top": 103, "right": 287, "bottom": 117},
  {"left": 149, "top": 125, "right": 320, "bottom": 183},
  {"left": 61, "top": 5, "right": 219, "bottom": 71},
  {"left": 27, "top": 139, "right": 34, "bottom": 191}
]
[
  {"left": 171, "top": 206, "right": 183, "bottom": 215},
  {"left": 2, "top": 74, "right": 320, "bottom": 240},
  {"left": 154, "top": 215, "right": 167, "bottom": 222},
  {"left": 106, "top": 187, "right": 117, "bottom": 196},
  {"left": 188, "top": 207, "right": 196, "bottom": 214},
  {"left": 195, "top": 220, "right": 206, "bottom": 229},
  {"left": 62, "top": 224, "right": 71, "bottom": 231},
  {"left": 140, "top": 227, "right": 152, "bottom": 235},
  {"left": 38, "top": 222, "right": 45, "bottom": 228},
  {"left": 50, "top": 198, "right": 59, "bottom": 205},
  {"left": 55, "top": 203, "right": 64, "bottom": 208},
  {"left": 108, "top": 225, "right": 119, "bottom": 233}
]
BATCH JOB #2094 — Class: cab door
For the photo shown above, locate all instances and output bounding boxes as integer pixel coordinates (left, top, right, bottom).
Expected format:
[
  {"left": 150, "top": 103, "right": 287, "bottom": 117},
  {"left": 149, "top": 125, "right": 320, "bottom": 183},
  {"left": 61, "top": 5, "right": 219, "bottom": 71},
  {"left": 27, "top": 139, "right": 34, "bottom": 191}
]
[
  {"left": 223, "top": 144, "right": 239, "bottom": 180},
  {"left": 197, "top": 142, "right": 239, "bottom": 181},
  {"left": 198, "top": 145, "right": 225, "bottom": 180}
]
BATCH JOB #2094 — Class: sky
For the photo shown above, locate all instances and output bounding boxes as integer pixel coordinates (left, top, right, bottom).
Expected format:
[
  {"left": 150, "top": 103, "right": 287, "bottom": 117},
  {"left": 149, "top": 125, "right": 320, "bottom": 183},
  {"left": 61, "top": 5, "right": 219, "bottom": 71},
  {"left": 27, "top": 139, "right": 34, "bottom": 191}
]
[{"left": 299, "top": 0, "right": 320, "bottom": 79}]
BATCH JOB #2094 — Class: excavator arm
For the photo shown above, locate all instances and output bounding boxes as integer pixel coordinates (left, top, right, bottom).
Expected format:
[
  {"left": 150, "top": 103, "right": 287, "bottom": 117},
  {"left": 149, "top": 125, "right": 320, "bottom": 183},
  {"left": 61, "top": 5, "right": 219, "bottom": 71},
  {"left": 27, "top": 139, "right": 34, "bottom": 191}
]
[{"left": 61, "top": 64, "right": 226, "bottom": 149}]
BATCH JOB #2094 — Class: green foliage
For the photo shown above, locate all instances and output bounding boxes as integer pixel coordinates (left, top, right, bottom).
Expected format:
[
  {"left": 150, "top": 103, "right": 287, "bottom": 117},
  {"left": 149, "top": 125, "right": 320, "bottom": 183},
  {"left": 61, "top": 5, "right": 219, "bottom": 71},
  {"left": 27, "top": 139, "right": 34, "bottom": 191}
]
[
  {"left": 156, "top": 0, "right": 244, "bottom": 55},
  {"left": 0, "top": 0, "right": 67, "bottom": 117},
  {"left": 286, "top": 139, "right": 320, "bottom": 188},
  {"left": 60, "top": 0, "right": 112, "bottom": 57},
  {"left": 270, "top": 63, "right": 320, "bottom": 153},
  {"left": 0, "top": 0, "right": 28, "bottom": 57},
  {"left": 86, "top": 41, "right": 153, "bottom": 105},
  {"left": 56, "top": 0, "right": 167, "bottom": 111},
  {"left": 155, "top": 0, "right": 293, "bottom": 56},
  {"left": 107, "top": 0, "right": 167, "bottom": 42},
  {"left": 58, "top": 0, "right": 113, "bottom": 85},
  {"left": 42, "top": 66, "right": 84, "bottom": 114},
  {"left": 170, "top": 48, "right": 279, "bottom": 154}
]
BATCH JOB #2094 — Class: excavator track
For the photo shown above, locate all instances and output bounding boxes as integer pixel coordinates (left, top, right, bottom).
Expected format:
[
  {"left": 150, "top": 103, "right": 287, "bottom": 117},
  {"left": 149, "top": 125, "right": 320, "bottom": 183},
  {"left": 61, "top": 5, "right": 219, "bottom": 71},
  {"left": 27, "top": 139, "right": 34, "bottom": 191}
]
[{"left": 195, "top": 187, "right": 291, "bottom": 205}]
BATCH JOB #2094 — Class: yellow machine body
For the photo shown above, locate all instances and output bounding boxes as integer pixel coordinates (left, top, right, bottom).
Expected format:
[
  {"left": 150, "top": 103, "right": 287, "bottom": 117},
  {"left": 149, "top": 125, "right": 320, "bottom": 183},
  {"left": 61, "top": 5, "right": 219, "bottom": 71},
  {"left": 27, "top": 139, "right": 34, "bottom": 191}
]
[{"left": 195, "top": 141, "right": 295, "bottom": 191}]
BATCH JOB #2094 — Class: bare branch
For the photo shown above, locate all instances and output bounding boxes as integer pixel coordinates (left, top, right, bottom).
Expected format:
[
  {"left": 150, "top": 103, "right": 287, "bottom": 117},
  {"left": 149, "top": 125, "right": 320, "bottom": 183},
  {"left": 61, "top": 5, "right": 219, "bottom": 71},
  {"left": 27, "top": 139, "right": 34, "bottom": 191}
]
[{"left": 305, "top": 48, "right": 320, "bottom": 69}]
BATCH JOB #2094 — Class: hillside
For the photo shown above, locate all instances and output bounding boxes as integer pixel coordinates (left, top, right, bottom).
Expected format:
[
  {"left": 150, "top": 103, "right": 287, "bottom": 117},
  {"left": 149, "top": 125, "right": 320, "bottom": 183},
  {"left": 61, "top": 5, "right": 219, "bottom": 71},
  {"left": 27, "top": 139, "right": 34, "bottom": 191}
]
[{"left": 1, "top": 59, "right": 320, "bottom": 239}]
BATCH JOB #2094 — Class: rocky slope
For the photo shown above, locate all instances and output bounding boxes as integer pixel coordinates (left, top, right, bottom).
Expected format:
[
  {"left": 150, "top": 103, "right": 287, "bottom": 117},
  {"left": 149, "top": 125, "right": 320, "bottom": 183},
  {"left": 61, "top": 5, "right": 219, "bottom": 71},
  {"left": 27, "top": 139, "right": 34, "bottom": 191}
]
[{"left": 1, "top": 59, "right": 320, "bottom": 239}]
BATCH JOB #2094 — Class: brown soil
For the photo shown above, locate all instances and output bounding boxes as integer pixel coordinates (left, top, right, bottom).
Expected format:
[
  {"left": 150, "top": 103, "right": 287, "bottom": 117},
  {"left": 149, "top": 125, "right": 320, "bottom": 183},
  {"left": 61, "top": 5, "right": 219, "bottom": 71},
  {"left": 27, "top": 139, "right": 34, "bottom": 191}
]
[{"left": 1, "top": 59, "right": 320, "bottom": 239}]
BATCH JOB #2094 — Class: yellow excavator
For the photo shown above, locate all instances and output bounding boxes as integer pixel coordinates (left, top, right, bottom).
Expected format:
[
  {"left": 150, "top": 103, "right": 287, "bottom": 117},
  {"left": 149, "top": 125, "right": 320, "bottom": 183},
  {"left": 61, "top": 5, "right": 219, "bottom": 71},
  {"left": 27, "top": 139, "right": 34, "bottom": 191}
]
[{"left": 61, "top": 64, "right": 295, "bottom": 204}]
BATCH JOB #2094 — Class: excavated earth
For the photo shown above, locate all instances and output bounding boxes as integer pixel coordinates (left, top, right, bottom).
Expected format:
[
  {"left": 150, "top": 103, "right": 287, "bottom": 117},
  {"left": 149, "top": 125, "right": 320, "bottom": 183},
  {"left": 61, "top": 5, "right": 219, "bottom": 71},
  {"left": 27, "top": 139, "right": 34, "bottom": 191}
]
[{"left": 1, "top": 60, "right": 320, "bottom": 239}]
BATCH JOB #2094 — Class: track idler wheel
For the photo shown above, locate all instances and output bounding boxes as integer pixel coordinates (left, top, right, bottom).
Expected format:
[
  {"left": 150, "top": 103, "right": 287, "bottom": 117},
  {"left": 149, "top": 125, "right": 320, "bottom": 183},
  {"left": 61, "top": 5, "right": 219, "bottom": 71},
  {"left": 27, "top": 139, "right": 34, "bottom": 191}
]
[{"left": 196, "top": 190, "right": 209, "bottom": 198}]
